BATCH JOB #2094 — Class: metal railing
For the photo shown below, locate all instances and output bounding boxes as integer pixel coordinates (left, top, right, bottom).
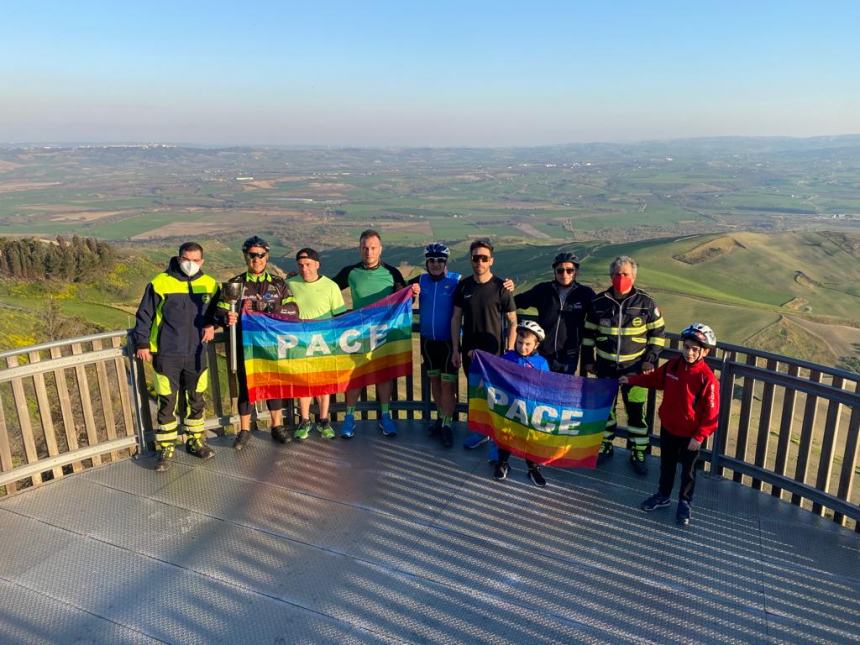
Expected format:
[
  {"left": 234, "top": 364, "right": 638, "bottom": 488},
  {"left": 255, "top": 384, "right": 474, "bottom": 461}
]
[{"left": 1, "top": 324, "right": 858, "bottom": 530}]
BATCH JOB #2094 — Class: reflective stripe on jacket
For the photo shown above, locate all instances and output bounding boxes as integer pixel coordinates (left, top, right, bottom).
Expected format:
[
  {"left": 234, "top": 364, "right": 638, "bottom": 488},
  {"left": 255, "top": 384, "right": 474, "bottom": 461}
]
[{"left": 581, "top": 286, "right": 666, "bottom": 375}]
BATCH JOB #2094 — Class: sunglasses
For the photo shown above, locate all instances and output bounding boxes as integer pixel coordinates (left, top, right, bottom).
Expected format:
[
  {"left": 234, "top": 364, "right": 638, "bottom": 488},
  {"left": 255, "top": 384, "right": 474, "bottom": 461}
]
[
  {"left": 471, "top": 255, "right": 490, "bottom": 263},
  {"left": 427, "top": 258, "right": 447, "bottom": 264},
  {"left": 555, "top": 267, "right": 575, "bottom": 275},
  {"left": 246, "top": 252, "right": 267, "bottom": 259}
]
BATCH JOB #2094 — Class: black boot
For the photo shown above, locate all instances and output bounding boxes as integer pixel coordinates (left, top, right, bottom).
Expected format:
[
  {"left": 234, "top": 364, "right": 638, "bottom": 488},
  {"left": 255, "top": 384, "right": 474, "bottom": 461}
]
[
  {"left": 155, "top": 444, "right": 175, "bottom": 472},
  {"left": 233, "top": 429, "right": 251, "bottom": 451}
]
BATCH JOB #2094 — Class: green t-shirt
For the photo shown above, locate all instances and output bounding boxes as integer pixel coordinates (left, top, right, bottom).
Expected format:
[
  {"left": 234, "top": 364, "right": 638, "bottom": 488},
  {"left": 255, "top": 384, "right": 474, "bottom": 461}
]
[
  {"left": 286, "top": 275, "right": 347, "bottom": 320},
  {"left": 333, "top": 262, "right": 406, "bottom": 309}
]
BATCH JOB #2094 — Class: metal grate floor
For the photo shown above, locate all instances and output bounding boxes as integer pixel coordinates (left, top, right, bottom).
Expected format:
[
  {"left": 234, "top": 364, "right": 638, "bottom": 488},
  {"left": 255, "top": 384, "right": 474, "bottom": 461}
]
[{"left": 1, "top": 422, "right": 858, "bottom": 644}]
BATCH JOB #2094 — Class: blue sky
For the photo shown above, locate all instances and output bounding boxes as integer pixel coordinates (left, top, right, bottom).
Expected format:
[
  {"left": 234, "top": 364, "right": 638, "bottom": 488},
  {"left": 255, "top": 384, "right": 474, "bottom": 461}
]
[{"left": 1, "top": 1, "right": 858, "bottom": 146}]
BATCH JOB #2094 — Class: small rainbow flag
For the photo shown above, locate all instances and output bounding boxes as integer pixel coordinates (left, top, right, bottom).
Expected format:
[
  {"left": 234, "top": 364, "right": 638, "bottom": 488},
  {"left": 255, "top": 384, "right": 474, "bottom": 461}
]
[
  {"left": 468, "top": 350, "right": 618, "bottom": 468},
  {"left": 241, "top": 288, "right": 413, "bottom": 401}
]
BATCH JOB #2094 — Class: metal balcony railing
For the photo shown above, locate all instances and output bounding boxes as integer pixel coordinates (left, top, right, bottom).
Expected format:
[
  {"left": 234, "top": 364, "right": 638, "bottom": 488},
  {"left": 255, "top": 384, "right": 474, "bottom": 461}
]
[{"left": 0, "top": 321, "right": 857, "bottom": 530}]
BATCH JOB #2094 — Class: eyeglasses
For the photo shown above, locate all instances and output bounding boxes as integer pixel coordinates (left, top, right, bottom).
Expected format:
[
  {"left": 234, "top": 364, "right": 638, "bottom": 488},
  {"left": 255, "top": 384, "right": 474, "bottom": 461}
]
[
  {"left": 427, "top": 258, "right": 447, "bottom": 264},
  {"left": 555, "top": 267, "right": 575, "bottom": 275},
  {"left": 471, "top": 255, "right": 490, "bottom": 263},
  {"left": 246, "top": 252, "right": 267, "bottom": 259}
]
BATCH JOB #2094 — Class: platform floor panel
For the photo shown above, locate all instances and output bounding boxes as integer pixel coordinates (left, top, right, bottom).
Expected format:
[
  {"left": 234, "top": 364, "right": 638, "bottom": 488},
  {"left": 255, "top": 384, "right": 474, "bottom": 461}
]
[{"left": 1, "top": 421, "right": 858, "bottom": 644}]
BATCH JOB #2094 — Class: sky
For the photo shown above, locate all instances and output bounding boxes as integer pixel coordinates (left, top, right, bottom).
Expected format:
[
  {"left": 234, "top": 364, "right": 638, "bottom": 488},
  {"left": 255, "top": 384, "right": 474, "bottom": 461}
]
[{"left": 1, "top": 1, "right": 858, "bottom": 147}]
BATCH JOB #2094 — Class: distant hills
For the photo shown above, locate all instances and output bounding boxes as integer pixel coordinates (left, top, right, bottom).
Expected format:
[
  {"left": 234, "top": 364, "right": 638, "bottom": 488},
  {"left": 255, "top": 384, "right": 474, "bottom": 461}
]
[{"left": 1, "top": 137, "right": 858, "bottom": 368}]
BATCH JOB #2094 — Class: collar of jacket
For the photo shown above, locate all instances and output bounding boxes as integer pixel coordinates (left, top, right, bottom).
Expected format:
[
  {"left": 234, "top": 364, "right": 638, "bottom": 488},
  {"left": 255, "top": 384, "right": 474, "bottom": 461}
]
[{"left": 244, "top": 270, "right": 272, "bottom": 283}]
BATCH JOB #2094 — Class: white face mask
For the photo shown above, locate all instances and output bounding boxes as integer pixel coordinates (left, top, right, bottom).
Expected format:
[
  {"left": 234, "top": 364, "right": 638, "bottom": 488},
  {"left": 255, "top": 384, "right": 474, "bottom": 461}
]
[{"left": 179, "top": 260, "right": 201, "bottom": 277}]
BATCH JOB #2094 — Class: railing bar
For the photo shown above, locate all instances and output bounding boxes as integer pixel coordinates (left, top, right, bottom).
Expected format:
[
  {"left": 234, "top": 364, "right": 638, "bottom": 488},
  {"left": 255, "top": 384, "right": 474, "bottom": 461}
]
[
  {"left": 0, "top": 348, "right": 125, "bottom": 383},
  {"left": 714, "top": 339, "right": 860, "bottom": 381},
  {"left": 718, "top": 455, "right": 860, "bottom": 524},
  {"left": 49, "top": 346, "right": 82, "bottom": 473},
  {"left": 28, "top": 352, "right": 63, "bottom": 481},
  {"left": 812, "top": 376, "right": 845, "bottom": 516},
  {"left": 729, "top": 364, "right": 858, "bottom": 405},
  {"left": 71, "top": 343, "right": 101, "bottom": 467},
  {"left": 772, "top": 363, "right": 799, "bottom": 499},
  {"left": 0, "top": 387, "right": 17, "bottom": 493},
  {"left": 752, "top": 358, "right": 778, "bottom": 490},
  {"left": 91, "top": 339, "right": 120, "bottom": 462},
  {"left": 6, "top": 356, "right": 43, "bottom": 487},
  {"left": 110, "top": 336, "right": 135, "bottom": 439},
  {"left": 0, "top": 437, "right": 139, "bottom": 488},
  {"left": 405, "top": 372, "right": 415, "bottom": 421},
  {"left": 791, "top": 369, "right": 822, "bottom": 506},
  {"left": 0, "top": 330, "right": 127, "bottom": 360},
  {"left": 733, "top": 353, "right": 757, "bottom": 483},
  {"left": 834, "top": 381, "right": 860, "bottom": 526},
  {"left": 710, "top": 352, "right": 735, "bottom": 478},
  {"left": 207, "top": 342, "right": 225, "bottom": 423}
]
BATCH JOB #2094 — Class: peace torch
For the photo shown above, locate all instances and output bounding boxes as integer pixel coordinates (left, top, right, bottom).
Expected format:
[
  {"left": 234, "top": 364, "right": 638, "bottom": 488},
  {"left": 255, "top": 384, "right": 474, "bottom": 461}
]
[{"left": 221, "top": 281, "right": 244, "bottom": 373}]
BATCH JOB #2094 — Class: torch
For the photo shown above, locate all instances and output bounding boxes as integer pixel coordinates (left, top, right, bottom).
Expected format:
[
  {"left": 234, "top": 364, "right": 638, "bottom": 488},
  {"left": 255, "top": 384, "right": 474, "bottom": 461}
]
[{"left": 221, "top": 281, "right": 244, "bottom": 373}]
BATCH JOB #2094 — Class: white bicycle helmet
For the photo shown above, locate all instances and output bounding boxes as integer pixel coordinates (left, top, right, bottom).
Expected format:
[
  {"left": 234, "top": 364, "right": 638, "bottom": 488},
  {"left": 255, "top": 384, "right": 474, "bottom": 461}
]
[
  {"left": 424, "top": 243, "right": 450, "bottom": 260},
  {"left": 516, "top": 320, "right": 546, "bottom": 342},
  {"left": 681, "top": 323, "right": 716, "bottom": 348}
]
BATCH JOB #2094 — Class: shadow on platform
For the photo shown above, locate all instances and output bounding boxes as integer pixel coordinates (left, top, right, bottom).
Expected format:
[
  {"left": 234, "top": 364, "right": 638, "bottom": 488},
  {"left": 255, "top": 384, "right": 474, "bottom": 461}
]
[{"left": 1, "top": 421, "right": 858, "bottom": 643}]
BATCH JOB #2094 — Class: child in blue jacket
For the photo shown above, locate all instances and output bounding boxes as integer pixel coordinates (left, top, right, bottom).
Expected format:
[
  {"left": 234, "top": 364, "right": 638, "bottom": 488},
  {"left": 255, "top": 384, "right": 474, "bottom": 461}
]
[{"left": 494, "top": 321, "right": 550, "bottom": 487}]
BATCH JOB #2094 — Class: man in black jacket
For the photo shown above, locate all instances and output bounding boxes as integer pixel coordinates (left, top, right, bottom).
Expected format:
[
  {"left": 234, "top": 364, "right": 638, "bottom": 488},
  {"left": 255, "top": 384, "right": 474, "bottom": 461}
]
[
  {"left": 514, "top": 252, "right": 595, "bottom": 376},
  {"left": 217, "top": 236, "right": 300, "bottom": 449},
  {"left": 582, "top": 255, "right": 666, "bottom": 475},
  {"left": 133, "top": 241, "right": 220, "bottom": 472}
]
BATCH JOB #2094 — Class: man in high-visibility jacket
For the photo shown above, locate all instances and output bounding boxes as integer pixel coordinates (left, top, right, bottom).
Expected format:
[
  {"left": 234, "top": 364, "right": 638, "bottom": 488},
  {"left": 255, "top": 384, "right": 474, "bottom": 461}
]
[
  {"left": 582, "top": 255, "right": 666, "bottom": 475},
  {"left": 133, "top": 241, "right": 220, "bottom": 472}
]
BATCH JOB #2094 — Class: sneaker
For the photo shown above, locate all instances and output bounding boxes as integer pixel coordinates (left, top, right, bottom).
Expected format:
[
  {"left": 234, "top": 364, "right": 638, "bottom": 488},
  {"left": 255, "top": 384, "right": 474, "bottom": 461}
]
[
  {"left": 317, "top": 418, "right": 335, "bottom": 440},
  {"left": 528, "top": 466, "right": 547, "bottom": 488},
  {"left": 493, "top": 462, "right": 509, "bottom": 480},
  {"left": 676, "top": 500, "right": 691, "bottom": 526},
  {"left": 186, "top": 436, "right": 214, "bottom": 460},
  {"left": 271, "top": 424, "right": 290, "bottom": 444},
  {"left": 155, "top": 445, "right": 174, "bottom": 472},
  {"left": 597, "top": 441, "right": 614, "bottom": 464},
  {"left": 427, "top": 419, "right": 442, "bottom": 437},
  {"left": 463, "top": 431, "right": 489, "bottom": 450},
  {"left": 641, "top": 493, "right": 671, "bottom": 512},
  {"left": 233, "top": 429, "right": 251, "bottom": 451},
  {"left": 294, "top": 419, "right": 312, "bottom": 441},
  {"left": 340, "top": 413, "right": 356, "bottom": 439},
  {"left": 487, "top": 442, "right": 499, "bottom": 464},
  {"left": 630, "top": 450, "right": 648, "bottom": 476},
  {"left": 440, "top": 425, "right": 454, "bottom": 448},
  {"left": 378, "top": 413, "right": 397, "bottom": 437}
]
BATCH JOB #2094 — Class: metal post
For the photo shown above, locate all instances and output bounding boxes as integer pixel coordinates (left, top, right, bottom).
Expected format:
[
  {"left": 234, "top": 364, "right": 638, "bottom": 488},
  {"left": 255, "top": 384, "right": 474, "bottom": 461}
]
[
  {"left": 126, "top": 332, "right": 148, "bottom": 457},
  {"left": 709, "top": 352, "right": 732, "bottom": 478}
]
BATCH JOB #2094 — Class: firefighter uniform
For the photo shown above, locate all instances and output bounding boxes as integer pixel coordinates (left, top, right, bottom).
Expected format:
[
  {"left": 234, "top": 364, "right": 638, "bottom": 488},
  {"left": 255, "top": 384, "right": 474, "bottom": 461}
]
[
  {"left": 132, "top": 257, "right": 220, "bottom": 455},
  {"left": 582, "top": 287, "right": 666, "bottom": 459}
]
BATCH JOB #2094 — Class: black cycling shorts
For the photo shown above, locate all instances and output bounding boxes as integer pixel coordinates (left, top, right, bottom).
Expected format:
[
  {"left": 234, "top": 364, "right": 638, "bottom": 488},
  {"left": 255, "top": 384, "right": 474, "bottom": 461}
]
[{"left": 420, "top": 337, "right": 456, "bottom": 379}]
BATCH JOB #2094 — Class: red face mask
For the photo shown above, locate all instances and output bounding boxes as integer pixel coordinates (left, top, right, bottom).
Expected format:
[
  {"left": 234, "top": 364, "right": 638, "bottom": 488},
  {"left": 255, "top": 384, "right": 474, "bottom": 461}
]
[{"left": 612, "top": 275, "right": 633, "bottom": 293}]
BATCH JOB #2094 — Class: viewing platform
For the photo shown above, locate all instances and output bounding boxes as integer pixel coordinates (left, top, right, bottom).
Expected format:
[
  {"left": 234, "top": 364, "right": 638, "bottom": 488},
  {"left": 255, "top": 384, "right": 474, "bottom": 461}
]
[{"left": 0, "top": 329, "right": 858, "bottom": 643}]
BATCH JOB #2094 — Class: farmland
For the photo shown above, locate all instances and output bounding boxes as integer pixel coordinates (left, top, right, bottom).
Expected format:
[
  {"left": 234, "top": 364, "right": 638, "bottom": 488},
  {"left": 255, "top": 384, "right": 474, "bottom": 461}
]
[{"left": 1, "top": 138, "right": 860, "bottom": 368}]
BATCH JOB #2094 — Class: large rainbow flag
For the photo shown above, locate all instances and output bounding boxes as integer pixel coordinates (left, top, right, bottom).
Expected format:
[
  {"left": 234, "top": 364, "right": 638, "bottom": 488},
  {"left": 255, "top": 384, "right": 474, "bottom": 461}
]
[
  {"left": 241, "top": 288, "right": 413, "bottom": 401},
  {"left": 467, "top": 350, "right": 618, "bottom": 468}
]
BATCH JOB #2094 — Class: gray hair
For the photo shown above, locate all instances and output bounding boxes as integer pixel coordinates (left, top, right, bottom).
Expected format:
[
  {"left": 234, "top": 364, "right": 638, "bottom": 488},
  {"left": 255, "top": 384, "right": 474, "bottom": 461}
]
[{"left": 609, "top": 255, "right": 637, "bottom": 277}]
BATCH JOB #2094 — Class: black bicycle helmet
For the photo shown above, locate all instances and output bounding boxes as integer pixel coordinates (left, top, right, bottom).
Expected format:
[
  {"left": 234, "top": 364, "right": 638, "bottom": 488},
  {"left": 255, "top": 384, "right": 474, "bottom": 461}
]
[
  {"left": 552, "top": 251, "right": 580, "bottom": 268},
  {"left": 242, "top": 235, "right": 270, "bottom": 253}
]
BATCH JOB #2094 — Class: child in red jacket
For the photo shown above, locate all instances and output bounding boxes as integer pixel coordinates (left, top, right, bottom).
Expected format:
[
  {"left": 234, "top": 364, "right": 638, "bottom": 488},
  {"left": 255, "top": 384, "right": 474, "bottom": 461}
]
[{"left": 620, "top": 323, "right": 720, "bottom": 527}]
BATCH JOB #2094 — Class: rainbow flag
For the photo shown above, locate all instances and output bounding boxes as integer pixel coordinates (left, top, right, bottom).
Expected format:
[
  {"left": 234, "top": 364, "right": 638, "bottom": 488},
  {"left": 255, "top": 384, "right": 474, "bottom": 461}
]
[
  {"left": 242, "top": 288, "right": 413, "bottom": 401},
  {"left": 467, "top": 350, "right": 617, "bottom": 468}
]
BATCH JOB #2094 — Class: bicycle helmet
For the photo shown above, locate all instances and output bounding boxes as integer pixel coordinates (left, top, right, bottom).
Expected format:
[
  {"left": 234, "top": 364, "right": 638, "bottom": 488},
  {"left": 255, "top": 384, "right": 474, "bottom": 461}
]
[
  {"left": 681, "top": 323, "right": 716, "bottom": 349},
  {"left": 424, "top": 243, "right": 450, "bottom": 260},
  {"left": 242, "top": 235, "right": 270, "bottom": 253},
  {"left": 516, "top": 320, "right": 546, "bottom": 342},
  {"left": 552, "top": 251, "right": 580, "bottom": 268}
]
